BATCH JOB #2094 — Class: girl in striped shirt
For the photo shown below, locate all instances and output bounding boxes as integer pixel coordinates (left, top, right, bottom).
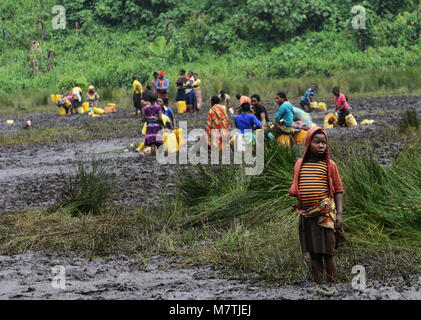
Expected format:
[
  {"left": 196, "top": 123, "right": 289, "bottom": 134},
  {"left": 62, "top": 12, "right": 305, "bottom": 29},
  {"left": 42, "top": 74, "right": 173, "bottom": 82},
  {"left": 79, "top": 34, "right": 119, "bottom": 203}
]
[{"left": 289, "top": 127, "right": 344, "bottom": 294}]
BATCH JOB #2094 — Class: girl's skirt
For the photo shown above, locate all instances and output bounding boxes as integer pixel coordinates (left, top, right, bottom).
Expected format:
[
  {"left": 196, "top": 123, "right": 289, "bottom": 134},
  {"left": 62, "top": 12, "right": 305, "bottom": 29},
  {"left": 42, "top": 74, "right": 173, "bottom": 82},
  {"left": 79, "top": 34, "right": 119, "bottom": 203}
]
[
  {"left": 299, "top": 216, "right": 336, "bottom": 255},
  {"left": 186, "top": 90, "right": 197, "bottom": 106},
  {"left": 176, "top": 88, "right": 187, "bottom": 102},
  {"left": 144, "top": 123, "right": 163, "bottom": 146}
]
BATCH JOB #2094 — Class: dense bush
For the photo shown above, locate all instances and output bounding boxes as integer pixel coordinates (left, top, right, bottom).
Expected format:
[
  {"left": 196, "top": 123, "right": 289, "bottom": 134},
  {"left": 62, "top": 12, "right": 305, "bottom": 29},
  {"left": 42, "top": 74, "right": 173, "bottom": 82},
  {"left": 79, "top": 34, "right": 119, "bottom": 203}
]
[{"left": 0, "top": 0, "right": 419, "bottom": 94}]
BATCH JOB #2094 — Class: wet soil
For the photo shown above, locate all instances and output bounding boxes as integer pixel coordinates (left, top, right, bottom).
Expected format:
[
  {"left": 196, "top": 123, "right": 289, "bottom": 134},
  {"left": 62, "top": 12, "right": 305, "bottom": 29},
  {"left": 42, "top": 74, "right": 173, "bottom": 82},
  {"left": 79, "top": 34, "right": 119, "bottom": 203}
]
[
  {"left": 1, "top": 95, "right": 420, "bottom": 211},
  {"left": 1, "top": 252, "right": 419, "bottom": 300}
]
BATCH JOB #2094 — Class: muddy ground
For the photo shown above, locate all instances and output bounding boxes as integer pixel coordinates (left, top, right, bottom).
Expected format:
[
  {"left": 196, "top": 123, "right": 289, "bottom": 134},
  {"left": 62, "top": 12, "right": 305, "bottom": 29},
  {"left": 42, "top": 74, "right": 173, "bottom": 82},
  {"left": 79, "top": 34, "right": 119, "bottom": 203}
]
[
  {"left": 0, "top": 252, "right": 419, "bottom": 300},
  {"left": 1, "top": 95, "right": 420, "bottom": 211},
  {"left": 0, "top": 95, "right": 420, "bottom": 300}
]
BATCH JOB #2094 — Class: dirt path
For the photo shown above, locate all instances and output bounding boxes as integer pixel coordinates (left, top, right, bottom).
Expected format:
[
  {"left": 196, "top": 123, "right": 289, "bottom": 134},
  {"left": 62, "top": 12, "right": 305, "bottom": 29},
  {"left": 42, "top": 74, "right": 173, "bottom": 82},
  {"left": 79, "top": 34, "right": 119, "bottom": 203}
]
[{"left": 1, "top": 252, "right": 419, "bottom": 300}]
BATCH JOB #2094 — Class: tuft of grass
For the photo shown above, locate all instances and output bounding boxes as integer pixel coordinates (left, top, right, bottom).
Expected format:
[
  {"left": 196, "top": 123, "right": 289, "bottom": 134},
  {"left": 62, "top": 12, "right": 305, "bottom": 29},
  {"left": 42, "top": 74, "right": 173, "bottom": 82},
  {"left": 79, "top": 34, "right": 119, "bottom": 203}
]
[
  {"left": 50, "top": 156, "right": 114, "bottom": 216},
  {"left": 399, "top": 108, "right": 419, "bottom": 131}
]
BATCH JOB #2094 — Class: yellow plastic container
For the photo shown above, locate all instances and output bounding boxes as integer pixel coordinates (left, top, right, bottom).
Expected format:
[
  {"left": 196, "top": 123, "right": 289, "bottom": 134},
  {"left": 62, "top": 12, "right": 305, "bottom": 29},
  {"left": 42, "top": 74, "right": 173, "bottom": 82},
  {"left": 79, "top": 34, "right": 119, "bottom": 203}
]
[
  {"left": 51, "top": 94, "right": 56, "bottom": 103},
  {"left": 144, "top": 147, "right": 152, "bottom": 155},
  {"left": 346, "top": 114, "right": 358, "bottom": 127},
  {"left": 77, "top": 107, "right": 85, "bottom": 114},
  {"left": 174, "top": 128, "right": 186, "bottom": 148},
  {"left": 318, "top": 102, "right": 327, "bottom": 111},
  {"left": 105, "top": 106, "right": 117, "bottom": 113},
  {"left": 93, "top": 107, "right": 104, "bottom": 114},
  {"left": 82, "top": 102, "right": 90, "bottom": 112},
  {"left": 6, "top": 120, "right": 14, "bottom": 124},
  {"left": 311, "top": 102, "right": 318, "bottom": 109},
  {"left": 163, "top": 130, "right": 179, "bottom": 153},
  {"left": 360, "top": 119, "right": 374, "bottom": 125},
  {"left": 58, "top": 107, "right": 66, "bottom": 116},
  {"left": 177, "top": 101, "right": 186, "bottom": 114},
  {"left": 294, "top": 130, "right": 308, "bottom": 145},
  {"left": 137, "top": 141, "right": 146, "bottom": 152},
  {"left": 56, "top": 94, "right": 61, "bottom": 102},
  {"left": 276, "top": 134, "right": 290, "bottom": 147},
  {"left": 108, "top": 103, "right": 116, "bottom": 108},
  {"left": 324, "top": 113, "right": 337, "bottom": 129}
]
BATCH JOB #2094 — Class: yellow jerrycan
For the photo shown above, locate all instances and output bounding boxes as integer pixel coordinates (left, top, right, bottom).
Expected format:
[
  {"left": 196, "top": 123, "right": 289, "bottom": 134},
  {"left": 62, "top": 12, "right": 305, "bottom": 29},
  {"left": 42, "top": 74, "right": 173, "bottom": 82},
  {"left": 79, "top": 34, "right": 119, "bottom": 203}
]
[
  {"left": 177, "top": 101, "right": 186, "bottom": 114},
  {"left": 276, "top": 134, "right": 291, "bottom": 147},
  {"left": 93, "top": 107, "right": 104, "bottom": 114},
  {"left": 174, "top": 128, "right": 186, "bottom": 148},
  {"left": 294, "top": 130, "right": 307, "bottom": 145},
  {"left": 58, "top": 107, "right": 66, "bottom": 116},
  {"left": 346, "top": 114, "right": 358, "bottom": 127},
  {"left": 163, "top": 130, "right": 179, "bottom": 153}
]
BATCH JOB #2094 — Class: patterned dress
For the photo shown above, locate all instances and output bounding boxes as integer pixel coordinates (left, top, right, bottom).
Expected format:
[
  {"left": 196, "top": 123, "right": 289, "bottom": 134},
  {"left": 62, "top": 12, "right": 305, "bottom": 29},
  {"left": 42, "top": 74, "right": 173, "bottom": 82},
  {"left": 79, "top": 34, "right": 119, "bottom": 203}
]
[
  {"left": 143, "top": 104, "right": 163, "bottom": 146},
  {"left": 205, "top": 104, "right": 230, "bottom": 148}
]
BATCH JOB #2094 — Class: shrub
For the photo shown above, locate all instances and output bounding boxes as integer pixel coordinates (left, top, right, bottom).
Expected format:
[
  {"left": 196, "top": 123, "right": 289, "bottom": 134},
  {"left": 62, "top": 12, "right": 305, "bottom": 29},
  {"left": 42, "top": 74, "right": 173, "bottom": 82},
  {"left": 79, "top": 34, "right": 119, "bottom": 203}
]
[{"left": 51, "top": 156, "right": 114, "bottom": 216}]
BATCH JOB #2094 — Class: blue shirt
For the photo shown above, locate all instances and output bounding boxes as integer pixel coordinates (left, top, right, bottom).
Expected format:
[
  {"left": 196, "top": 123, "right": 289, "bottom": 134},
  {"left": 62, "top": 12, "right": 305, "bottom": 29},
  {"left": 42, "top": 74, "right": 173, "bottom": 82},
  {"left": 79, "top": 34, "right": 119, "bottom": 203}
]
[
  {"left": 164, "top": 107, "right": 174, "bottom": 128},
  {"left": 301, "top": 88, "right": 315, "bottom": 103},
  {"left": 155, "top": 78, "right": 169, "bottom": 92},
  {"left": 274, "top": 102, "right": 294, "bottom": 126},
  {"left": 235, "top": 113, "right": 262, "bottom": 134}
]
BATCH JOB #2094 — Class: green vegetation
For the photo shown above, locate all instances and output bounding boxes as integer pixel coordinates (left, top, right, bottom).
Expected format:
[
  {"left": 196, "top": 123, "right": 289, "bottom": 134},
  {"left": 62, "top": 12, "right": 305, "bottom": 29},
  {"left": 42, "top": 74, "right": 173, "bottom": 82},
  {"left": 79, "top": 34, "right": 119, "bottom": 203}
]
[
  {"left": 0, "top": 0, "right": 420, "bottom": 108},
  {"left": 49, "top": 156, "right": 115, "bottom": 216}
]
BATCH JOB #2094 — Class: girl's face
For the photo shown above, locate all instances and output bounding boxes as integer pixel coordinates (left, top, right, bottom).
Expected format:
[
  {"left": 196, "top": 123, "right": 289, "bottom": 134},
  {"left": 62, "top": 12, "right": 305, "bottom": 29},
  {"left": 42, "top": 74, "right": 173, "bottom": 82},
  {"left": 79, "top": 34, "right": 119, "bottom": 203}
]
[
  {"left": 251, "top": 98, "right": 258, "bottom": 107},
  {"left": 310, "top": 133, "right": 327, "bottom": 157},
  {"left": 333, "top": 90, "right": 339, "bottom": 96},
  {"left": 275, "top": 96, "right": 284, "bottom": 105},
  {"left": 157, "top": 98, "right": 164, "bottom": 106}
]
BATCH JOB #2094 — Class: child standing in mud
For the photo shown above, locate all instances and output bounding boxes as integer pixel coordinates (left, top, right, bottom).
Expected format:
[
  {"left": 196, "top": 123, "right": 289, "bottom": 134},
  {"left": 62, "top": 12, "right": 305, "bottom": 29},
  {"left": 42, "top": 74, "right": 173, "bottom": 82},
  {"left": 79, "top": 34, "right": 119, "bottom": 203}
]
[
  {"left": 332, "top": 86, "right": 351, "bottom": 127},
  {"left": 289, "top": 126, "right": 344, "bottom": 295}
]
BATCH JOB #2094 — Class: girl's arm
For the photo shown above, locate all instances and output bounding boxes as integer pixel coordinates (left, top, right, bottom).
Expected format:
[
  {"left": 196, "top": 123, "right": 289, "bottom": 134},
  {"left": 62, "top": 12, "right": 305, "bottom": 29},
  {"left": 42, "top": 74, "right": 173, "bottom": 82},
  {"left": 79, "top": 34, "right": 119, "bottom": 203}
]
[
  {"left": 334, "top": 192, "right": 343, "bottom": 230},
  {"left": 253, "top": 116, "right": 262, "bottom": 129},
  {"left": 260, "top": 112, "right": 266, "bottom": 128}
]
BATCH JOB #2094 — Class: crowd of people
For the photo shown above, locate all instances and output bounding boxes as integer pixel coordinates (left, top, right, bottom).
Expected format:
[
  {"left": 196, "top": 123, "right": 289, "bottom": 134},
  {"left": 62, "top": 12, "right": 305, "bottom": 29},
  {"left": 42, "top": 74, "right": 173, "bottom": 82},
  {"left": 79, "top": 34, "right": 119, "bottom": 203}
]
[
  {"left": 134, "top": 70, "right": 355, "bottom": 154},
  {"left": 56, "top": 84, "right": 101, "bottom": 115}
]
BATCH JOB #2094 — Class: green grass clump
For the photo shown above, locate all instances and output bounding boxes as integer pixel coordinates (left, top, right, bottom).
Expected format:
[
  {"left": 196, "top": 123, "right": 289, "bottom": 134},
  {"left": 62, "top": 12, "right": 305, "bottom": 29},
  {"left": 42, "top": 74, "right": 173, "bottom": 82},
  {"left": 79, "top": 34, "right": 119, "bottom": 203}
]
[
  {"left": 399, "top": 108, "right": 419, "bottom": 131},
  {"left": 51, "top": 156, "right": 114, "bottom": 216}
]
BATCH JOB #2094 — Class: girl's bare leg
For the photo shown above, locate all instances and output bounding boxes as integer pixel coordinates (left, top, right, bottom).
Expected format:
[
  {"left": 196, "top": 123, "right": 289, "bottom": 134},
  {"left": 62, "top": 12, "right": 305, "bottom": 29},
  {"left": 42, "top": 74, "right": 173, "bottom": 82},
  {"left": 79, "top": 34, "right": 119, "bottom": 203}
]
[
  {"left": 324, "top": 254, "right": 337, "bottom": 283},
  {"left": 151, "top": 145, "right": 157, "bottom": 156},
  {"left": 310, "top": 252, "right": 324, "bottom": 284}
]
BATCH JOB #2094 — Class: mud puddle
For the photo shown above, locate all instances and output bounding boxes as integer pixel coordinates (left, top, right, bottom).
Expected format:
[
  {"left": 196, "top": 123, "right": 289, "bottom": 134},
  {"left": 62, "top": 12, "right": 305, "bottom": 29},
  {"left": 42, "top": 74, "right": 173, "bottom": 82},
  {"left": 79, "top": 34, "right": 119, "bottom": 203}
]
[{"left": 1, "top": 252, "right": 419, "bottom": 300}]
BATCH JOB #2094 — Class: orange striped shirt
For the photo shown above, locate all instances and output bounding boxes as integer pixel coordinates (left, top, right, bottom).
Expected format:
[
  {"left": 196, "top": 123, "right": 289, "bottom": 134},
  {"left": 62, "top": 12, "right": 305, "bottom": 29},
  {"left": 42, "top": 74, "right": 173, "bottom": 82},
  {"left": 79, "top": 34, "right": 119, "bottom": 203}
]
[{"left": 298, "top": 160, "right": 330, "bottom": 210}]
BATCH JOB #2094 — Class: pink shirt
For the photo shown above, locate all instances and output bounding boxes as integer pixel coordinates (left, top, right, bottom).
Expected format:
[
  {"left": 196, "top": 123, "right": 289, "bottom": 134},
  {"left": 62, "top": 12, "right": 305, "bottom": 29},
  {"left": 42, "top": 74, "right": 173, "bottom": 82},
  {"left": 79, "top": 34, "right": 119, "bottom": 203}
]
[{"left": 334, "top": 93, "right": 349, "bottom": 111}]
